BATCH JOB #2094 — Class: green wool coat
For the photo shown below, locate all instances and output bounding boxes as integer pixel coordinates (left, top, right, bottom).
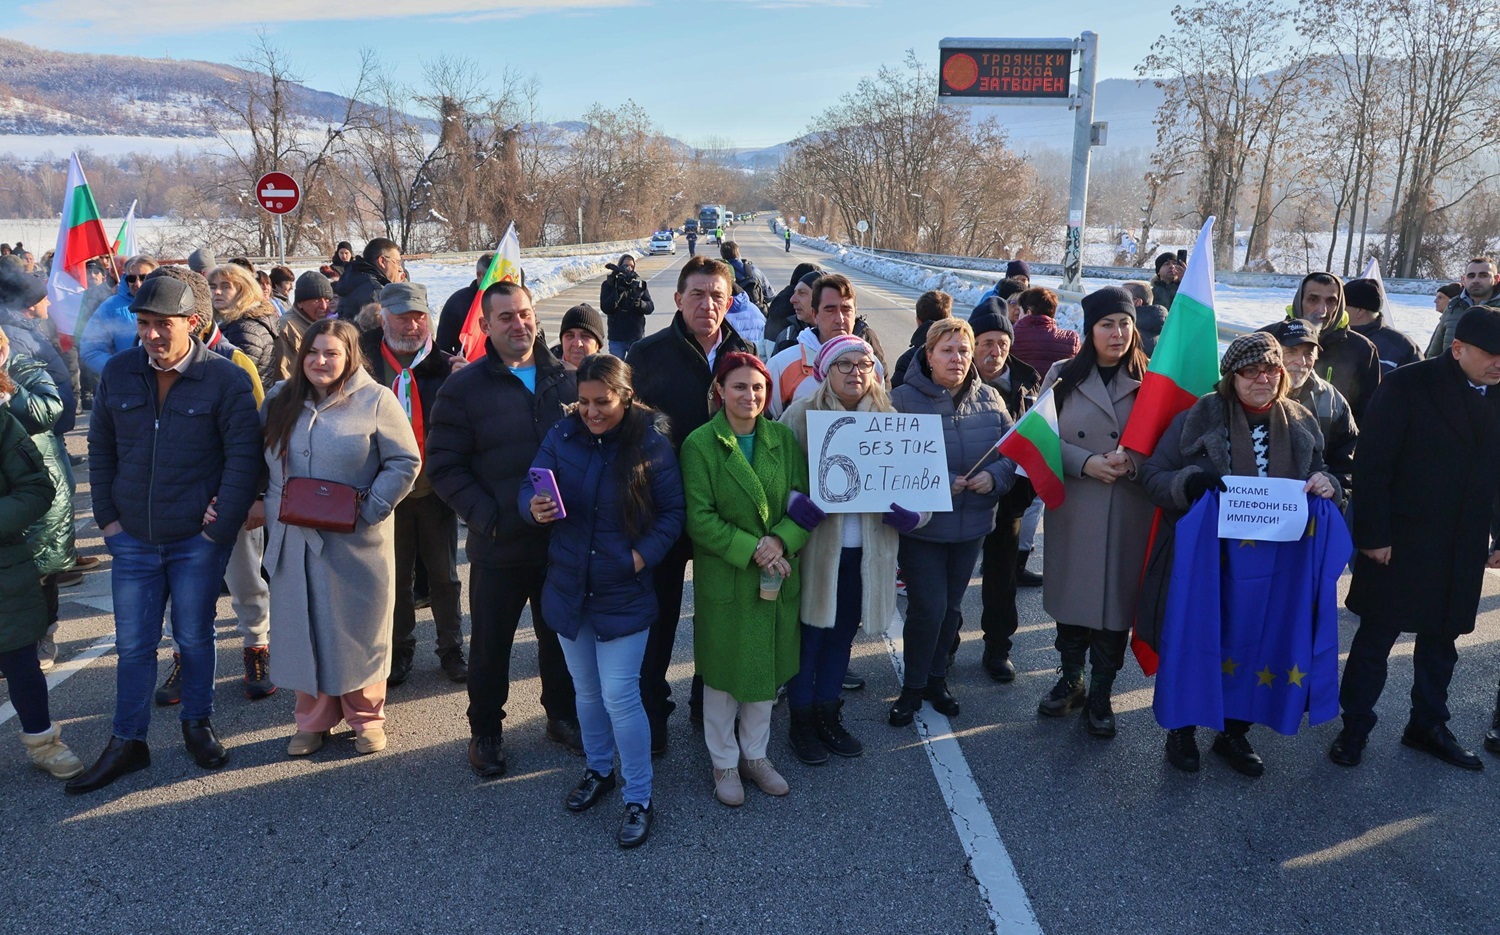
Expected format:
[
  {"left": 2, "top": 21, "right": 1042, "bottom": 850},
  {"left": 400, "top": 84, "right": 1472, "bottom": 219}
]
[
  {"left": 0, "top": 408, "right": 55, "bottom": 654},
  {"left": 681, "top": 410, "right": 810, "bottom": 702}
]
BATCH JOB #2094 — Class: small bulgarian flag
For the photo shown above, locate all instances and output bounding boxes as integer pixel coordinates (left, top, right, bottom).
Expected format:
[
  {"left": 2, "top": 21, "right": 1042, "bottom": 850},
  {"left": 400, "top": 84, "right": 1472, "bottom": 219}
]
[
  {"left": 997, "top": 386, "right": 1065, "bottom": 509},
  {"left": 1119, "top": 217, "right": 1221, "bottom": 457},
  {"left": 112, "top": 199, "right": 138, "bottom": 259},
  {"left": 46, "top": 152, "right": 114, "bottom": 340},
  {"left": 457, "top": 221, "right": 524, "bottom": 362}
]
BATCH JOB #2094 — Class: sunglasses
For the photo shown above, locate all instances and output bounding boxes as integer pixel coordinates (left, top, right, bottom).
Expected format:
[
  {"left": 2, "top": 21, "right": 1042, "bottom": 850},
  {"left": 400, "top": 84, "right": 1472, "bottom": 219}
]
[{"left": 125, "top": 275, "right": 146, "bottom": 284}]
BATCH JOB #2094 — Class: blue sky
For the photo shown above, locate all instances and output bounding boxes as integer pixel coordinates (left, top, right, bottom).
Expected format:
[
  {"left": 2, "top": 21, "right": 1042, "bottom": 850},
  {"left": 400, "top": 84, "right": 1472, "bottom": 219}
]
[{"left": 12, "top": 0, "right": 1166, "bottom": 147}]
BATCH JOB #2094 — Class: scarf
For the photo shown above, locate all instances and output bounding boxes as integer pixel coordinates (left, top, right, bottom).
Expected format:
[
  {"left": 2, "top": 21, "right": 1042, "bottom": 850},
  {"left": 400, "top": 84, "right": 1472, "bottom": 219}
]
[
  {"left": 1228, "top": 396, "right": 1296, "bottom": 479},
  {"left": 383, "top": 337, "right": 432, "bottom": 459}
]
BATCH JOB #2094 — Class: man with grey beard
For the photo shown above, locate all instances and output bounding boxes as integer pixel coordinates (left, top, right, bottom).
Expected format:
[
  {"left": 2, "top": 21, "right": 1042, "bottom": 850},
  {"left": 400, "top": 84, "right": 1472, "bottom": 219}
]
[{"left": 360, "top": 282, "right": 468, "bottom": 685}]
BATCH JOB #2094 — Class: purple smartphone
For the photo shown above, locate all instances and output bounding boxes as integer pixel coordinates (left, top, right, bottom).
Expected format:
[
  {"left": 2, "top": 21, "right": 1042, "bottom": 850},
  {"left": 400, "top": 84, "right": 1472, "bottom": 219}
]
[{"left": 529, "top": 468, "right": 567, "bottom": 520}]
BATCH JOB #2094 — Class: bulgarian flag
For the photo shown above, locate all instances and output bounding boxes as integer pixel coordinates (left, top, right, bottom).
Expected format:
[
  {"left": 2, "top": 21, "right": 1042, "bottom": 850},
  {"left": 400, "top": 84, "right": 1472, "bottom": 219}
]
[
  {"left": 112, "top": 199, "right": 138, "bottom": 259},
  {"left": 457, "top": 221, "right": 524, "bottom": 361},
  {"left": 46, "top": 152, "right": 114, "bottom": 340},
  {"left": 1119, "top": 217, "right": 1221, "bottom": 457},
  {"left": 996, "top": 386, "right": 1065, "bottom": 508}
]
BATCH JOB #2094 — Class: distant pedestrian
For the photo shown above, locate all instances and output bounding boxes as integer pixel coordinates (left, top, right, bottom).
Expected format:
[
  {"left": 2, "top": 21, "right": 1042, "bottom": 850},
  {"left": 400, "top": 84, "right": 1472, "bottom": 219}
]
[
  {"left": 599, "top": 256, "right": 655, "bottom": 359},
  {"left": 784, "top": 227, "right": 792, "bottom": 253},
  {"left": 1010, "top": 287, "right": 1080, "bottom": 376}
]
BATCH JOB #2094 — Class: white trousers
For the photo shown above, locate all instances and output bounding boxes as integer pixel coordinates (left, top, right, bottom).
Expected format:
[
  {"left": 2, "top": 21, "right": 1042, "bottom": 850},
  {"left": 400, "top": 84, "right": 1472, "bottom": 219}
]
[{"left": 702, "top": 686, "right": 773, "bottom": 770}]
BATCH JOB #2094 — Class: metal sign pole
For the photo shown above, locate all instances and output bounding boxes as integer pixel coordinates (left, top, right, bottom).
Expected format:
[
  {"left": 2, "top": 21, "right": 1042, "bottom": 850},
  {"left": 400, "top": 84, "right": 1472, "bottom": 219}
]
[
  {"left": 1061, "top": 31, "right": 1099, "bottom": 295},
  {"left": 276, "top": 214, "right": 286, "bottom": 266}
]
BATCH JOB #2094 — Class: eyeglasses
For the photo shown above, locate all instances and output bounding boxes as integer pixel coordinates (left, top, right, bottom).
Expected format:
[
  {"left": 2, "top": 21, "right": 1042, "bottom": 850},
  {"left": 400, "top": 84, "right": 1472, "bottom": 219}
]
[
  {"left": 1235, "top": 363, "right": 1282, "bottom": 381},
  {"left": 125, "top": 275, "right": 145, "bottom": 284},
  {"left": 832, "top": 359, "right": 876, "bottom": 375}
]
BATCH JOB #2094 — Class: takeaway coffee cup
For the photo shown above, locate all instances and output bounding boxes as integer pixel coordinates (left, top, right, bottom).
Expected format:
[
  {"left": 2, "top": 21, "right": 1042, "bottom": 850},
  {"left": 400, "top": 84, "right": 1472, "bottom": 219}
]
[{"left": 759, "top": 569, "right": 782, "bottom": 601}]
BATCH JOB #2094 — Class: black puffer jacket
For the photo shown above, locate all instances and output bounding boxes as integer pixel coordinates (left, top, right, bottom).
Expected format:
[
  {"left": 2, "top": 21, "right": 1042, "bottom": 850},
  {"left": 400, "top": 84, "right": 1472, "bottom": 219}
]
[
  {"left": 436, "top": 280, "right": 479, "bottom": 356},
  {"left": 219, "top": 298, "right": 282, "bottom": 389},
  {"left": 87, "top": 340, "right": 262, "bottom": 545},
  {"left": 426, "top": 338, "right": 575, "bottom": 568},
  {"left": 334, "top": 256, "right": 389, "bottom": 322},
  {"left": 764, "top": 261, "right": 822, "bottom": 338},
  {"left": 625, "top": 312, "right": 750, "bottom": 450}
]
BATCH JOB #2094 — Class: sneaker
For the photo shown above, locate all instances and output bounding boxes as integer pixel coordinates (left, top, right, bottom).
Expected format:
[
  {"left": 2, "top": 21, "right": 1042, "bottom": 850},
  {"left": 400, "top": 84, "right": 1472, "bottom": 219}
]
[
  {"left": 37, "top": 636, "right": 57, "bottom": 673},
  {"left": 739, "top": 757, "right": 790, "bottom": 796},
  {"left": 712, "top": 767, "right": 744, "bottom": 806},
  {"left": 1036, "top": 669, "right": 1086, "bottom": 717},
  {"left": 438, "top": 648, "right": 468, "bottom": 683},
  {"left": 242, "top": 646, "right": 276, "bottom": 700},
  {"left": 155, "top": 652, "right": 183, "bottom": 706}
]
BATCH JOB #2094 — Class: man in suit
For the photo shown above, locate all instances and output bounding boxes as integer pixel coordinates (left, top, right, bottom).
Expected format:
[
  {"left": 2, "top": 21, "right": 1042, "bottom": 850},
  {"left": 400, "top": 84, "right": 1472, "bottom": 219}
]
[{"left": 1331, "top": 306, "right": 1500, "bottom": 771}]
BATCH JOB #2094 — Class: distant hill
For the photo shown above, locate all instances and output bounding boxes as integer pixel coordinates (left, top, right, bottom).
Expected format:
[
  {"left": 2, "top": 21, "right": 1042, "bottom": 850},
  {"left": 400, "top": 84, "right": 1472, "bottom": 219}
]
[{"left": 0, "top": 38, "right": 367, "bottom": 136}]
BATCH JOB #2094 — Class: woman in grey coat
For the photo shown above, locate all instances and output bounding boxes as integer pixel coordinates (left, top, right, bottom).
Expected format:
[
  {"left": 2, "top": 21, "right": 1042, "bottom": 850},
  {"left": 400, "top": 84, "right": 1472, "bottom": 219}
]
[
  {"left": 1035, "top": 287, "right": 1155, "bottom": 739},
  {"left": 257, "top": 319, "right": 420, "bottom": 757},
  {"left": 889, "top": 318, "right": 1017, "bottom": 726}
]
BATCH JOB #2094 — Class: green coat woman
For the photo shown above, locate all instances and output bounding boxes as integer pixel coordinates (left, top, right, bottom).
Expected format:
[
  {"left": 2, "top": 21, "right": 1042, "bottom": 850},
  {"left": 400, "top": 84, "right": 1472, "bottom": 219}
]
[
  {"left": 0, "top": 407, "right": 55, "bottom": 654},
  {"left": 680, "top": 408, "right": 810, "bottom": 702}
]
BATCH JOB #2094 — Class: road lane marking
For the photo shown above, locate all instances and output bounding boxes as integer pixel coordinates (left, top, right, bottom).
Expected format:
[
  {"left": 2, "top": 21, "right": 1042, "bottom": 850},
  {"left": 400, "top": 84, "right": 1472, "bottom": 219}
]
[
  {"left": 883, "top": 612, "right": 1043, "bottom": 935},
  {"left": 0, "top": 632, "right": 117, "bottom": 729}
]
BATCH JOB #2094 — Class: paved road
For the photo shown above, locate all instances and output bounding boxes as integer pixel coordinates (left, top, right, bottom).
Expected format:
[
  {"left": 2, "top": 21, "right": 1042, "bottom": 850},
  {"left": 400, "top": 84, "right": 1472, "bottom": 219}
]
[{"left": 4, "top": 224, "right": 1500, "bottom": 935}]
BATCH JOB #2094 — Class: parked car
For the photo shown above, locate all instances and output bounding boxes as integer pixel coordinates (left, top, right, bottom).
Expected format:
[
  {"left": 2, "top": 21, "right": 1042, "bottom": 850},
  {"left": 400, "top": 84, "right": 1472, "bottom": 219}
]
[{"left": 649, "top": 230, "right": 677, "bottom": 255}]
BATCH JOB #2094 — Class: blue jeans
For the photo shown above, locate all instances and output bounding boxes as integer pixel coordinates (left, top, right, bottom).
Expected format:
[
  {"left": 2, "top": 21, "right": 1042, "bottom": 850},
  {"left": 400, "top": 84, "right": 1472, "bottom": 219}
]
[
  {"left": 788, "top": 548, "right": 862, "bottom": 707},
  {"left": 608, "top": 340, "right": 635, "bottom": 359},
  {"left": 898, "top": 536, "right": 984, "bottom": 691},
  {"left": 558, "top": 623, "right": 653, "bottom": 806},
  {"left": 107, "top": 528, "right": 234, "bottom": 739}
]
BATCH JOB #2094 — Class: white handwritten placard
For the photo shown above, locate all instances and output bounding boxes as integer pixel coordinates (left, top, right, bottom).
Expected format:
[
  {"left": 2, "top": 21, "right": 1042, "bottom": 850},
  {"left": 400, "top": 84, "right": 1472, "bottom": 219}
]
[
  {"left": 805, "top": 410, "right": 953, "bottom": 514},
  {"left": 1217, "top": 475, "right": 1308, "bottom": 542}
]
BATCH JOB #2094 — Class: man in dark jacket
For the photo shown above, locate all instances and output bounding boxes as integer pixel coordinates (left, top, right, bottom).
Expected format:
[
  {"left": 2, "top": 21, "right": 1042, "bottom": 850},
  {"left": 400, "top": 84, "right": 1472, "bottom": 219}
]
[
  {"left": 426, "top": 280, "right": 579, "bottom": 777},
  {"left": 362, "top": 283, "right": 467, "bottom": 687},
  {"left": 69, "top": 276, "right": 261, "bottom": 794},
  {"left": 335, "top": 238, "right": 401, "bottom": 323},
  {"left": 1330, "top": 307, "right": 1500, "bottom": 772},
  {"left": 893, "top": 290, "right": 953, "bottom": 390},
  {"left": 1122, "top": 280, "right": 1169, "bottom": 356},
  {"left": 970, "top": 300, "right": 1040, "bottom": 681},
  {"left": 1261, "top": 318, "right": 1357, "bottom": 498},
  {"left": 1289, "top": 272, "right": 1381, "bottom": 422},
  {"left": 765, "top": 262, "right": 823, "bottom": 339},
  {"left": 626, "top": 256, "right": 751, "bottom": 750},
  {"left": 1151, "top": 252, "right": 1184, "bottom": 312},
  {"left": 598, "top": 255, "right": 655, "bottom": 358},
  {"left": 1425, "top": 257, "right": 1496, "bottom": 358},
  {"left": 1343, "top": 277, "right": 1421, "bottom": 374},
  {"left": 435, "top": 253, "right": 492, "bottom": 356}
]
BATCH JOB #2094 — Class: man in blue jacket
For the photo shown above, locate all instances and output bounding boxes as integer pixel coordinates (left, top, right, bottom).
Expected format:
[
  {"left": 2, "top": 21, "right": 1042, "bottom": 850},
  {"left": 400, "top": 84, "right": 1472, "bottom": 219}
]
[
  {"left": 67, "top": 276, "right": 262, "bottom": 794},
  {"left": 80, "top": 254, "right": 157, "bottom": 378}
]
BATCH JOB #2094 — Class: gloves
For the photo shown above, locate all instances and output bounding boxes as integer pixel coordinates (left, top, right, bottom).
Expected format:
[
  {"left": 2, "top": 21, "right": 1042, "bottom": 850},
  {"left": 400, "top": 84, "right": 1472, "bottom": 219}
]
[
  {"left": 787, "top": 491, "right": 827, "bottom": 531},
  {"left": 1182, "top": 471, "right": 1228, "bottom": 502},
  {"left": 882, "top": 502, "right": 922, "bottom": 534}
]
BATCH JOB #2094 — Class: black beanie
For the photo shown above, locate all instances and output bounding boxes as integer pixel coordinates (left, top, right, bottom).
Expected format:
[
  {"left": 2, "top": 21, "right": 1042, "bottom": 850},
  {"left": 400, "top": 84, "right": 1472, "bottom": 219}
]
[
  {"left": 1343, "top": 277, "right": 1384, "bottom": 313},
  {"left": 560, "top": 303, "right": 607, "bottom": 346},
  {"left": 1154, "top": 252, "right": 1179, "bottom": 272},
  {"left": 1081, "top": 286, "right": 1137, "bottom": 331},
  {"left": 1005, "top": 259, "right": 1031, "bottom": 280},
  {"left": 968, "top": 297, "right": 1013, "bottom": 340},
  {"left": 294, "top": 270, "right": 335, "bottom": 303}
]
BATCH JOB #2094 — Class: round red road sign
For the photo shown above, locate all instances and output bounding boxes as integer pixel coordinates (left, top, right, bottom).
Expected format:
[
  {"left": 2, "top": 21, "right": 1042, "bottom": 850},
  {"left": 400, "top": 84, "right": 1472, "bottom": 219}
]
[{"left": 255, "top": 172, "right": 301, "bottom": 215}]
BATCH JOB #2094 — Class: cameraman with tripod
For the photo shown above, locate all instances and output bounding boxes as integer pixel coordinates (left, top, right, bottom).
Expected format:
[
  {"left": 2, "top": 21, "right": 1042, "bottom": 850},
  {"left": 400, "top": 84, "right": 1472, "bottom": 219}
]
[{"left": 600, "top": 254, "right": 657, "bottom": 358}]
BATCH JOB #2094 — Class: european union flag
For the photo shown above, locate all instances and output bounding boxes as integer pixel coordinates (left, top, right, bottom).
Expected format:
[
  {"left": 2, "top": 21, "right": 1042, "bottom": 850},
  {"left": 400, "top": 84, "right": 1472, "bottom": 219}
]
[{"left": 1153, "top": 491, "right": 1351, "bottom": 735}]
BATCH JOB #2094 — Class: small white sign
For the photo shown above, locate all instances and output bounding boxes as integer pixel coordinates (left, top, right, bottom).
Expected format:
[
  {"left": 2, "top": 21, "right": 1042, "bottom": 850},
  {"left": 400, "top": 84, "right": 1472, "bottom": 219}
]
[
  {"left": 1217, "top": 476, "right": 1308, "bottom": 542},
  {"left": 799, "top": 215, "right": 807, "bottom": 224},
  {"left": 856, "top": 220, "right": 869, "bottom": 233},
  {"left": 805, "top": 410, "right": 953, "bottom": 514}
]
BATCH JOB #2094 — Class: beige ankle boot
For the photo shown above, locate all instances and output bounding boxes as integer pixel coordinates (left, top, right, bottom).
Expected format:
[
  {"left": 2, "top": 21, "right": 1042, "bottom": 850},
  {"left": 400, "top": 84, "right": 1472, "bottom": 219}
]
[
  {"left": 739, "top": 757, "right": 789, "bottom": 796},
  {"left": 354, "top": 726, "right": 386, "bottom": 755},
  {"left": 21, "top": 724, "right": 85, "bottom": 780}
]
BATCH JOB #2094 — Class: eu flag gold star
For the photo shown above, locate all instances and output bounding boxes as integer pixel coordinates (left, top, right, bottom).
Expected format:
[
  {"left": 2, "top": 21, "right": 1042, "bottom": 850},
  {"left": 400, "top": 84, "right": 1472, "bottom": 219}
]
[
  {"left": 1287, "top": 664, "right": 1306, "bottom": 687},
  {"left": 1256, "top": 666, "right": 1276, "bottom": 687},
  {"left": 1239, "top": 539, "right": 1257, "bottom": 548},
  {"left": 1222, "top": 657, "right": 1239, "bottom": 675}
]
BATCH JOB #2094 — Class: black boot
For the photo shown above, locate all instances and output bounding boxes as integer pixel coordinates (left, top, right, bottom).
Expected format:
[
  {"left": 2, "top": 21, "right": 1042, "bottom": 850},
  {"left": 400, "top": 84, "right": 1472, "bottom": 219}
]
[
  {"left": 1165, "top": 726, "right": 1199, "bottom": 772},
  {"left": 1085, "top": 670, "right": 1117, "bottom": 738},
  {"left": 1015, "top": 550, "right": 1043, "bottom": 587},
  {"left": 182, "top": 719, "right": 228, "bottom": 769},
  {"left": 889, "top": 688, "right": 924, "bottom": 727},
  {"left": 923, "top": 678, "right": 960, "bottom": 717},
  {"left": 1212, "top": 725, "right": 1265, "bottom": 777},
  {"left": 814, "top": 698, "right": 864, "bottom": 758},
  {"left": 65, "top": 736, "right": 150, "bottom": 794},
  {"left": 788, "top": 706, "right": 829, "bottom": 765},
  {"left": 1037, "top": 666, "right": 1086, "bottom": 717}
]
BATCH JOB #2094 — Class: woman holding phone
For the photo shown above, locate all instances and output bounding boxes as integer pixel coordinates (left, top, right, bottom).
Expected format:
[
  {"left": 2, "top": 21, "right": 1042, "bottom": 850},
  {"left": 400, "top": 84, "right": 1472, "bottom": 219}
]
[{"left": 523, "top": 354, "right": 683, "bottom": 848}]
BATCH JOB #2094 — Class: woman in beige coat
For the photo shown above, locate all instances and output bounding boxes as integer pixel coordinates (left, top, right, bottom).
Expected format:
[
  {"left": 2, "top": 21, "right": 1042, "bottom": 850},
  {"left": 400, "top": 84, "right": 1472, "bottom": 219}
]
[
  {"left": 1036, "top": 287, "right": 1155, "bottom": 738},
  {"left": 257, "top": 319, "right": 420, "bottom": 756},
  {"left": 781, "top": 335, "right": 922, "bottom": 765}
]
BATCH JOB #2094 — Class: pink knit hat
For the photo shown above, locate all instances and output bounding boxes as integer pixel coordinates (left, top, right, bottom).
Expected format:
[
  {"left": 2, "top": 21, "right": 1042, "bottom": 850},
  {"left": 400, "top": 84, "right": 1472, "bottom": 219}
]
[{"left": 813, "top": 334, "right": 877, "bottom": 382}]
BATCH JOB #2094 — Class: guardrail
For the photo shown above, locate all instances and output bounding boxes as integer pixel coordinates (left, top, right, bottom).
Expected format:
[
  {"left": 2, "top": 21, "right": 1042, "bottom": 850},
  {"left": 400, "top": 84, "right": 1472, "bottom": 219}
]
[{"left": 864, "top": 247, "right": 1447, "bottom": 295}]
